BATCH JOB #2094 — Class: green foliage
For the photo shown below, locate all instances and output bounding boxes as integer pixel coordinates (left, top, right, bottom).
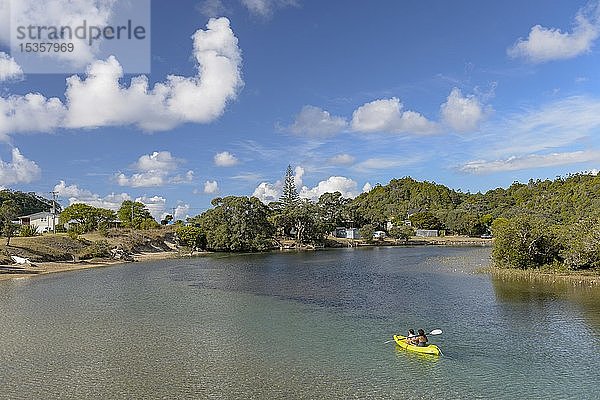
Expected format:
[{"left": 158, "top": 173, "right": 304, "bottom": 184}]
[
  {"left": 491, "top": 215, "right": 561, "bottom": 269},
  {"left": 359, "top": 224, "right": 376, "bottom": 243},
  {"left": 117, "top": 201, "right": 156, "bottom": 229},
  {"left": 559, "top": 217, "right": 600, "bottom": 270},
  {"left": 189, "top": 196, "right": 275, "bottom": 252},
  {"left": 409, "top": 211, "right": 443, "bottom": 230},
  {"left": 60, "top": 203, "right": 116, "bottom": 234},
  {"left": 317, "top": 192, "right": 351, "bottom": 234},
  {"left": 19, "top": 225, "right": 39, "bottom": 237},
  {"left": 161, "top": 214, "right": 173, "bottom": 225},
  {"left": 0, "top": 200, "right": 20, "bottom": 245},
  {"left": 389, "top": 225, "right": 414, "bottom": 241},
  {"left": 0, "top": 189, "right": 59, "bottom": 217},
  {"left": 176, "top": 225, "right": 206, "bottom": 250},
  {"left": 280, "top": 165, "right": 300, "bottom": 206}
]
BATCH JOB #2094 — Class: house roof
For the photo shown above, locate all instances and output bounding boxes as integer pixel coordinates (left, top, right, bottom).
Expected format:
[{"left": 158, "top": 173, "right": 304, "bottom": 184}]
[{"left": 17, "top": 211, "right": 54, "bottom": 220}]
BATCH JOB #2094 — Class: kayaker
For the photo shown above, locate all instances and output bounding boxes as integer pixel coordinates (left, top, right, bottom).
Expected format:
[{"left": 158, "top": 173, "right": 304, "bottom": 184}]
[
  {"left": 405, "top": 329, "right": 417, "bottom": 345},
  {"left": 415, "top": 329, "right": 428, "bottom": 347}
]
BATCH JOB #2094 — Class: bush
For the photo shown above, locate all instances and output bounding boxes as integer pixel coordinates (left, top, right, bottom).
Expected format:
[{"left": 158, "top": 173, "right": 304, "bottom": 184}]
[
  {"left": 77, "top": 240, "right": 111, "bottom": 260},
  {"left": 176, "top": 226, "right": 206, "bottom": 251},
  {"left": 491, "top": 215, "right": 561, "bottom": 269},
  {"left": 359, "top": 224, "right": 376, "bottom": 243},
  {"left": 19, "top": 225, "right": 39, "bottom": 237}
]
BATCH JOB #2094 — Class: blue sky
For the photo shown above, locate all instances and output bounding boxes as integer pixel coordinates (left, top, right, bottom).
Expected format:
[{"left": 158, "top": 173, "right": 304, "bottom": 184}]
[{"left": 1, "top": 0, "right": 600, "bottom": 219}]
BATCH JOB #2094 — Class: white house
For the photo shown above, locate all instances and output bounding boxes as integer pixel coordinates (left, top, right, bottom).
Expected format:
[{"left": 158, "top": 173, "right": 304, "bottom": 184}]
[{"left": 17, "top": 211, "right": 57, "bottom": 233}]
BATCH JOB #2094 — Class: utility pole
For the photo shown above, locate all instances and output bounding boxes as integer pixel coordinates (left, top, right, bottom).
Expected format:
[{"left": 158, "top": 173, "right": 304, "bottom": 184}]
[{"left": 50, "top": 191, "right": 58, "bottom": 234}]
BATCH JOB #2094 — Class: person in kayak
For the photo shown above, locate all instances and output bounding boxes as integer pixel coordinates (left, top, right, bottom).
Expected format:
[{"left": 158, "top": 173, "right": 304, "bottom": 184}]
[
  {"left": 405, "top": 329, "right": 417, "bottom": 345},
  {"left": 415, "top": 329, "right": 428, "bottom": 347}
]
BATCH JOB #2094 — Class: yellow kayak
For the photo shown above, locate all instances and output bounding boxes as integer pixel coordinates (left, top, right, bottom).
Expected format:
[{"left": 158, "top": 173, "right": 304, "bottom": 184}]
[{"left": 393, "top": 335, "right": 441, "bottom": 355}]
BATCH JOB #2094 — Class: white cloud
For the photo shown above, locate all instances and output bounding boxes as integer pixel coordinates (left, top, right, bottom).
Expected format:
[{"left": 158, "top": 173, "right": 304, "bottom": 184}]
[
  {"left": 135, "top": 151, "right": 179, "bottom": 172},
  {"left": 350, "top": 98, "right": 438, "bottom": 135},
  {"left": 116, "top": 151, "right": 192, "bottom": 188},
  {"left": 299, "top": 176, "right": 359, "bottom": 200},
  {"left": 329, "top": 154, "right": 355, "bottom": 165},
  {"left": 167, "top": 203, "right": 191, "bottom": 221},
  {"left": 197, "top": 0, "right": 228, "bottom": 17},
  {"left": 508, "top": 3, "right": 600, "bottom": 63},
  {"left": 54, "top": 180, "right": 131, "bottom": 210},
  {"left": 362, "top": 182, "right": 373, "bottom": 193},
  {"left": 354, "top": 157, "right": 418, "bottom": 173},
  {"left": 0, "top": 52, "right": 23, "bottom": 81},
  {"left": 252, "top": 181, "right": 281, "bottom": 203},
  {"left": 240, "top": 0, "right": 297, "bottom": 17},
  {"left": 54, "top": 181, "right": 177, "bottom": 221},
  {"left": 1, "top": 0, "right": 115, "bottom": 67},
  {"left": 135, "top": 195, "right": 166, "bottom": 221},
  {"left": 288, "top": 105, "right": 347, "bottom": 136},
  {"left": 460, "top": 150, "right": 600, "bottom": 174},
  {"left": 204, "top": 180, "right": 219, "bottom": 194},
  {"left": 0, "top": 93, "right": 67, "bottom": 141},
  {"left": 293, "top": 165, "right": 304, "bottom": 188},
  {"left": 0, "top": 148, "right": 41, "bottom": 185},
  {"left": 441, "top": 88, "right": 487, "bottom": 132},
  {"left": 0, "top": 17, "right": 243, "bottom": 139},
  {"left": 214, "top": 151, "right": 239, "bottom": 167},
  {"left": 486, "top": 96, "right": 600, "bottom": 157}
]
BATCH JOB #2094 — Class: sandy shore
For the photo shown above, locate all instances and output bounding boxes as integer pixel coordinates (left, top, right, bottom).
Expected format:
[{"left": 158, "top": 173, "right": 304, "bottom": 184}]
[{"left": 0, "top": 251, "right": 180, "bottom": 281}]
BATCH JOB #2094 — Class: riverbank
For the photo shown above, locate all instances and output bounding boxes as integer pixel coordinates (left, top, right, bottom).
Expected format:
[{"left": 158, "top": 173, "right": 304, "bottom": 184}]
[{"left": 0, "top": 251, "right": 180, "bottom": 281}]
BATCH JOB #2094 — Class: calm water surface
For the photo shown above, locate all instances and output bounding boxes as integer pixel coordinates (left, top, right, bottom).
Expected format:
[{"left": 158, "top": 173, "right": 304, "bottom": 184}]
[{"left": 1, "top": 247, "right": 599, "bottom": 399}]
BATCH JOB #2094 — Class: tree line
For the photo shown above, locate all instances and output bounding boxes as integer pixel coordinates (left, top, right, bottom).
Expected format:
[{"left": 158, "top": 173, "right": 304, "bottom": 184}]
[{"left": 2, "top": 169, "right": 599, "bottom": 271}]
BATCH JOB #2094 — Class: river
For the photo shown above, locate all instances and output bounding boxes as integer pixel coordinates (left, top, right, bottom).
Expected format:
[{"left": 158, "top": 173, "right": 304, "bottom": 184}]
[{"left": 1, "top": 246, "right": 598, "bottom": 399}]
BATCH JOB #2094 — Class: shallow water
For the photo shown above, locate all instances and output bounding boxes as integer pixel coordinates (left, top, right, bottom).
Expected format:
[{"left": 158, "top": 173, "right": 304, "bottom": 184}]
[{"left": 0, "top": 247, "right": 598, "bottom": 399}]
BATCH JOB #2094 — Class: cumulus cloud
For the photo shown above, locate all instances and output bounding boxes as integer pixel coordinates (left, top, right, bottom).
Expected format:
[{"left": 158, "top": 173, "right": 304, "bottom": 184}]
[
  {"left": 214, "top": 151, "right": 239, "bottom": 167},
  {"left": 0, "top": 52, "right": 23, "bottom": 81},
  {"left": 135, "top": 195, "right": 167, "bottom": 220},
  {"left": 460, "top": 150, "right": 600, "bottom": 174},
  {"left": 329, "top": 154, "right": 355, "bottom": 165},
  {"left": 0, "top": 148, "right": 41, "bottom": 185},
  {"left": 116, "top": 151, "right": 193, "bottom": 187},
  {"left": 362, "top": 182, "right": 373, "bottom": 193},
  {"left": 0, "top": 17, "right": 243, "bottom": 139},
  {"left": 252, "top": 181, "right": 281, "bottom": 203},
  {"left": 508, "top": 3, "right": 600, "bottom": 63},
  {"left": 54, "top": 180, "right": 131, "bottom": 210},
  {"left": 351, "top": 98, "right": 438, "bottom": 135},
  {"left": 299, "top": 176, "right": 359, "bottom": 200},
  {"left": 441, "top": 88, "right": 487, "bottom": 132},
  {"left": 1, "top": 0, "right": 115, "bottom": 67},
  {"left": 287, "top": 105, "right": 347, "bottom": 136},
  {"left": 204, "top": 180, "right": 219, "bottom": 194},
  {"left": 166, "top": 203, "right": 191, "bottom": 221},
  {"left": 252, "top": 166, "right": 359, "bottom": 203}
]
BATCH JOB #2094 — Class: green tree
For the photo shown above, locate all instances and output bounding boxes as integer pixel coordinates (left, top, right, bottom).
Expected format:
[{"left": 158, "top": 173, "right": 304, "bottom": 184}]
[
  {"left": 409, "top": 211, "right": 443, "bottom": 230},
  {"left": 491, "top": 215, "right": 561, "bottom": 269},
  {"left": 161, "top": 214, "right": 174, "bottom": 225},
  {"left": 60, "top": 203, "right": 116, "bottom": 233},
  {"left": 389, "top": 225, "right": 414, "bottom": 242},
  {"left": 117, "top": 201, "right": 155, "bottom": 229},
  {"left": 317, "top": 191, "right": 350, "bottom": 234},
  {"left": 0, "top": 200, "right": 20, "bottom": 246},
  {"left": 559, "top": 217, "right": 600, "bottom": 270},
  {"left": 190, "top": 196, "right": 275, "bottom": 252},
  {"left": 280, "top": 165, "right": 300, "bottom": 206},
  {"left": 176, "top": 225, "right": 207, "bottom": 252},
  {"left": 359, "top": 224, "right": 376, "bottom": 244}
]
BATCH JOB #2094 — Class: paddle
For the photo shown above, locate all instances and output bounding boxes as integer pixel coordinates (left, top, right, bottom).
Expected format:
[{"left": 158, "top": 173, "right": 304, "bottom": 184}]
[{"left": 384, "top": 329, "right": 442, "bottom": 344}]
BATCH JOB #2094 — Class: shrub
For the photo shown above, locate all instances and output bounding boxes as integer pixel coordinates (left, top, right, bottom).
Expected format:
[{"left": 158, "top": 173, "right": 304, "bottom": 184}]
[{"left": 19, "top": 225, "right": 39, "bottom": 237}]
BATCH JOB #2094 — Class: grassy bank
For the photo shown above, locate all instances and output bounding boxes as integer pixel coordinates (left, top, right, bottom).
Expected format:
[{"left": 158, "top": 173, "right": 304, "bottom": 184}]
[{"left": 485, "top": 266, "right": 600, "bottom": 287}]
